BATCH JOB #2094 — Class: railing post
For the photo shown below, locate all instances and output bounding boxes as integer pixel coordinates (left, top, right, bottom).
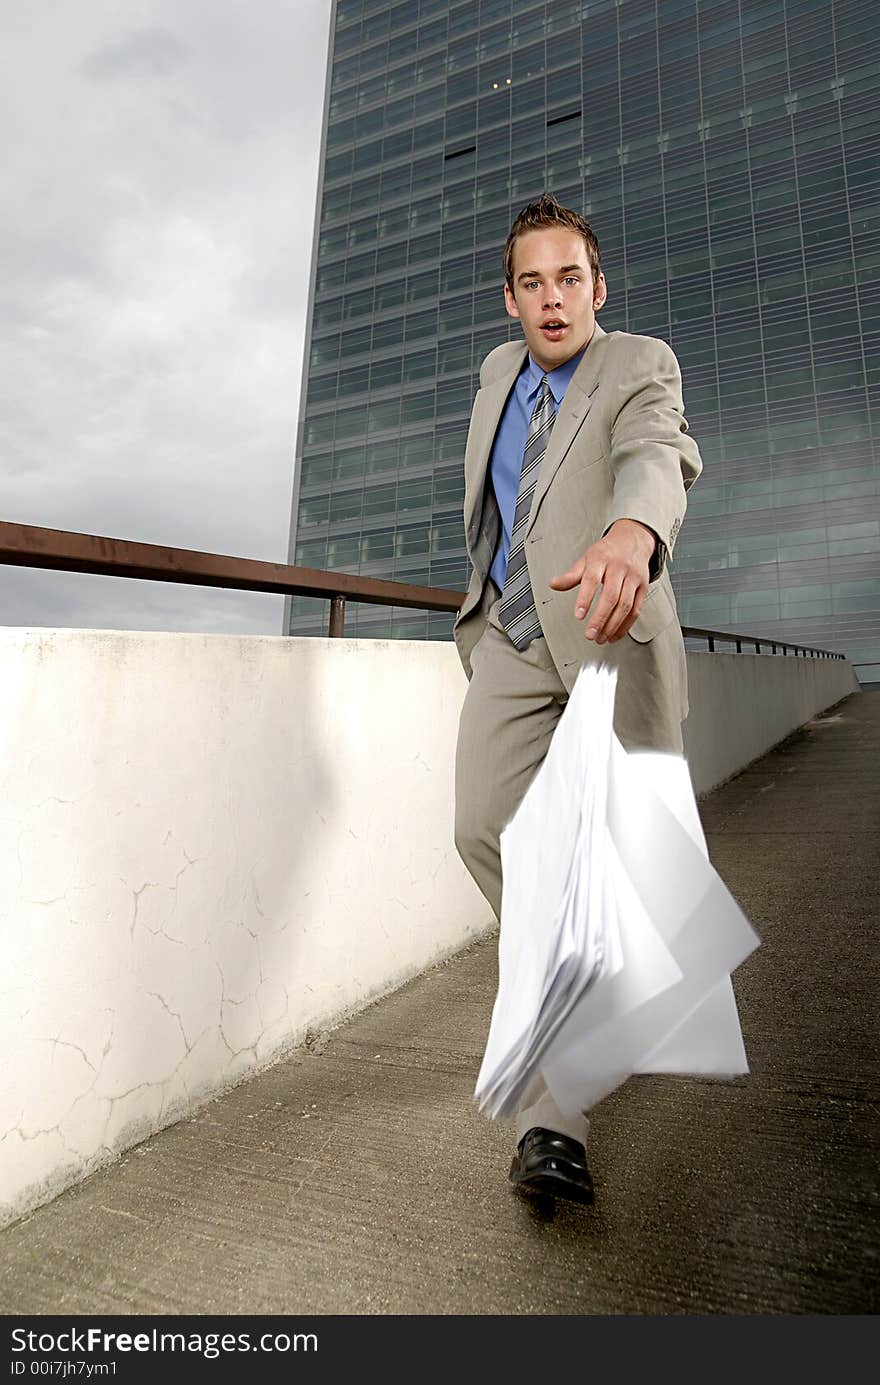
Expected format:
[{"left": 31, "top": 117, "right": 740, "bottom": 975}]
[{"left": 329, "top": 595, "right": 346, "bottom": 637}]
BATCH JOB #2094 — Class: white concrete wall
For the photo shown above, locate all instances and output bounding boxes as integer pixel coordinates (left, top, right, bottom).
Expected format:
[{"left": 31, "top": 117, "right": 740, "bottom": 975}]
[
  {"left": 0, "top": 629, "right": 492, "bottom": 1228},
  {"left": 683, "top": 651, "right": 859, "bottom": 795},
  {"left": 0, "top": 629, "right": 859, "bottom": 1226}
]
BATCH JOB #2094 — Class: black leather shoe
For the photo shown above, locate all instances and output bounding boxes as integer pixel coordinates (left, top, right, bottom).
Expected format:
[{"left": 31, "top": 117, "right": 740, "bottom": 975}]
[{"left": 509, "top": 1127, "right": 594, "bottom": 1204}]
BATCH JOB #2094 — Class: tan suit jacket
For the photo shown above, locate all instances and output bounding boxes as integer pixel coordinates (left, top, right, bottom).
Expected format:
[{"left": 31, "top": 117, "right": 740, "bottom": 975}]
[{"left": 452, "top": 322, "right": 703, "bottom": 750}]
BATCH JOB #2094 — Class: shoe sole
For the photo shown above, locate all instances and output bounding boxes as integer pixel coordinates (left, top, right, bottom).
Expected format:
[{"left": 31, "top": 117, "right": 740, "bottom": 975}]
[{"left": 509, "top": 1162, "right": 594, "bottom": 1205}]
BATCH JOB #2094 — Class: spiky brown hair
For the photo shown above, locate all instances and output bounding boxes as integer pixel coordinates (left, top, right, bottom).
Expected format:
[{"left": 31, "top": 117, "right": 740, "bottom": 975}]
[{"left": 503, "top": 193, "right": 603, "bottom": 291}]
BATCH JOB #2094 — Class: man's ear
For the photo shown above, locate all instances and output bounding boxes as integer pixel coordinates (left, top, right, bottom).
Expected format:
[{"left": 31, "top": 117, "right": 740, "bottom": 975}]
[
  {"left": 504, "top": 282, "right": 521, "bottom": 320},
  {"left": 593, "top": 271, "right": 607, "bottom": 310}
]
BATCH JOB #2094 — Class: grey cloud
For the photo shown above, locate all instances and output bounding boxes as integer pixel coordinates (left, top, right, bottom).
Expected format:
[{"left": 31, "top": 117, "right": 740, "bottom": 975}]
[
  {"left": 80, "top": 27, "right": 189, "bottom": 82},
  {"left": 3, "top": 0, "right": 332, "bottom": 634},
  {"left": 0, "top": 562, "right": 289, "bottom": 637}
]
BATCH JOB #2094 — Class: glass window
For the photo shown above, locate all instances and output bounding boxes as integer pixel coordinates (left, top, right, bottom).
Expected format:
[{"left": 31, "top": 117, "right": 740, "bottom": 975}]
[
  {"left": 375, "top": 239, "right": 408, "bottom": 275},
  {"left": 398, "top": 478, "right": 432, "bottom": 510},
  {"left": 327, "top": 116, "right": 356, "bottom": 149},
  {"left": 378, "top": 168, "right": 410, "bottom": 211},
  {"left": 446, "top": 101, "right": 478, "bottom": 140},
  {"left": 396, "top": 523, "right": 431, "bottom": 556},
  {"left": 334, "top": 405, "right": 368, "bottom": 440},
  {"left": 437, "top": 379, "right": 472, "bottom": 416},
  {"left": 413, "top": 115, "right": 445, "bottom": 151},
  {"left": 409, "top": 191, "right": 443, "bottom": 229},
  {"left": 405, "top": 307, "right": 439, "bottom": 341},
  {"left": 345, "top": 325, "right": 373, "bottom": 358},
  {"left": 373, "top": 316, "right": 406, "bottom": 349},
  {"left": 384, "top": 128, "right": 413, "bottom": 161},
  {"left": 361, "top": 531, "right": 395, "bottom": 562},
  {"left": 350, "top": 140, "right": 382, "bottom": 180},
  {"left": 477, "top": 124, "right": 510, "bottom": 165},
  {"left": 814, "top": 358, "right": 865, "bottom": 392},
  {"left": 376, "top": 278, "right": 407, "bottom": 311},
  {"left": 370, "top": 358, "right": 403, "bottom": 390},
  {"left": 362, "top": 482, "right": 397, "bottom": 516},
  {"left": 295, "top": 538, "right": 328, "bottom": 567},
  {"left": 329, "top": 489, "right": 364, "bottom": 523},
  {"left": 511, "top": 74, "right": 545, "bottom": 116},
  {"left": 356, "top": 106, "right": 386, "bottom": 141},
  {"left": 300, "top": 455, "right": 333, "bottom": 487},
  {"left": 403, "top": 348, "right": 438, "bottom": 382},
  {"left": 408, "top": 268, "right": 439, "bottom": 301},
  {"left": 781, "top": 585, "right": 832, "bottom": 617},
  {"left": 365, "top": 439, "right": 399, "bottom": 473},
  {"left": 441, "top": 211, "right": 476, "bottom": 253},
  {"left": 384, "top": 93, "right": 415, "bottom": 127},
  {"left": 369, "top": 398, "right": 402, "bottom": 432},
  {"left": 338, "top": 365, "right": 370, "bottom": 394},
  {"left": 306, "top": 414, "right": 335, "bottom": 446},
  {"left": 327, "top": 536, "right": 361, "bottom": 569},
  {"left": 312, "top": 299, "right": 343, "bottom": 332},
  {"left": 441, "top": 256, "right": 474, "bottom": 293},
  {"left": 344, "top": 288, "right": 374, "bottom": 321},
  {"left": 308, "top": 374, "right": 338, "bottom": 404},
  {"left": 299, "top": 494, "right": 330, "bottom": 527},
  {"left": 435, "top": 425, "right": 468, "bottom": 461},
  {"left": 400, "top": 434, "right": 435, "bottom": 468},
  {"left": 331, "top": 445, "right": 365, "bottom": 481},
  {"left": 401, "top": 390, "right": 436, "bottom": 424},
  {"left": 439, "top": 338, "right": 473, "bottom": 374},
  {"left": 414, "top": 80, "right": 447, "bottom": 118}
]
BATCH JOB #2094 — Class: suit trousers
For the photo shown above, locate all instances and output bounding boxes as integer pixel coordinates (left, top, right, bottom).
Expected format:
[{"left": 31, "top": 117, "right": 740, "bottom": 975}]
[{"left": 454, "top": 580, "right": 591, "bottom": 1148}]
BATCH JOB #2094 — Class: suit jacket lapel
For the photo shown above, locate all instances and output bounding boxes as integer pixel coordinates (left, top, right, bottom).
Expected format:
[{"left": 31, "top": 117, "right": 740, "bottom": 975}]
[
  {"left": 525, "top": 323, "right": 609, "bottom": 537},
  {"left": 463, "top": 345, "right": 527, "bottom": 552}
]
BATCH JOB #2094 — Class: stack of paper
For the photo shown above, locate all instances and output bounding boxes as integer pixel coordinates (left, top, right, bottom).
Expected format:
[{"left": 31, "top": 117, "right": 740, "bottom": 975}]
[{"left": 474, "top": 664, "right": 760, "bottom": 1122}]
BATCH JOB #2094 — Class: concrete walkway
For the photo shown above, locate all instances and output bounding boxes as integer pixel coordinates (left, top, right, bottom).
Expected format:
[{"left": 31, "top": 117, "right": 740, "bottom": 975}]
[{"left": 1, "top": 692, "right": 877, "bottom": 1315}]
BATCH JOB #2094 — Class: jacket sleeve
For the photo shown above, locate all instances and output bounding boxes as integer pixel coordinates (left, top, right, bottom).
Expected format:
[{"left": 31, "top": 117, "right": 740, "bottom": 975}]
[{"left": 603, "top": 335, "right": 702, "bottom": 575}]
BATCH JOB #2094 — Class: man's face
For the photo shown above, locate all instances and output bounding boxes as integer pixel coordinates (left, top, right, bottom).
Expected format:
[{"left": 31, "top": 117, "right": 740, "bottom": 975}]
[{"left": 503, "top": 226, "right": 607, "bottom": 373}]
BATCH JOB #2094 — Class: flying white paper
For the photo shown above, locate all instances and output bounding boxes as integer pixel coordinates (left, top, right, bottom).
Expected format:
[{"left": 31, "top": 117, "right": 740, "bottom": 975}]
[{"left": 474, "top": 664, "right": 760, "bottom": 1122}]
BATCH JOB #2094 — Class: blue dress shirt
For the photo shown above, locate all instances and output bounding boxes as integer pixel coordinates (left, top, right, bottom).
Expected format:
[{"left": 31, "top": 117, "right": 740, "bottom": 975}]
[{"left": 488, "top": 347, "right": 587, "bottom": 592}]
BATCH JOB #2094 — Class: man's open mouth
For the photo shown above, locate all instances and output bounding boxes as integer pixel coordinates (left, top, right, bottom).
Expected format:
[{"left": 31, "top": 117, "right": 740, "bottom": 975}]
[{"left": 540, "top": 320, "right": 568, "bottom": 338}]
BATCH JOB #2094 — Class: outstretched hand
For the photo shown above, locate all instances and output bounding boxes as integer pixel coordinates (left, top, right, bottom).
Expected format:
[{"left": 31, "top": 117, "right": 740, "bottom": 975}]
[{"left": 549, "top": 519, "right": 657, "bottom": 644}]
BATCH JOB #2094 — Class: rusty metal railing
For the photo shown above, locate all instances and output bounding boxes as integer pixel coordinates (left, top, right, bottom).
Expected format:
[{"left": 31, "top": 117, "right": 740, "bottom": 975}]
[
  {"left": 0, "top": 520, "right": 847, "bottom": 659},
  {"left": 682, "top": 630, "right": 843, "bottom": 658},
  {"left": 0, "top": 520, "right": 462, "bottom": 638}
]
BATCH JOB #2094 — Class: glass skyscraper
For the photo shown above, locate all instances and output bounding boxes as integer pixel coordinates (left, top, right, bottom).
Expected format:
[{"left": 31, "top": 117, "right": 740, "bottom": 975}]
[{"left": 285, "top": 0, "right": 879, "bottom": 685}]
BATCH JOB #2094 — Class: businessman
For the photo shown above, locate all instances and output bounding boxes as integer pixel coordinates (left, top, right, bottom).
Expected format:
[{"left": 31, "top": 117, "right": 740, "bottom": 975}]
[{"left": 453, "top": 194, "right": 703, "bottom": 1204}]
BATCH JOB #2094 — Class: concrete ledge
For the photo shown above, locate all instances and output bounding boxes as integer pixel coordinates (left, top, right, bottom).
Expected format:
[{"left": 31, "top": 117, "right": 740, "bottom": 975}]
[{"left": 0, "top": 629, "right": 859, "bottom": 1226}]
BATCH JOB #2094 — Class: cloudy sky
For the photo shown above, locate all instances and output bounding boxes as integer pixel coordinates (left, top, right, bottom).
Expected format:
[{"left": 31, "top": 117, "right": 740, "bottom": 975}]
[{"left": 1, "top": 0, "right": 332, "bottom": 634}]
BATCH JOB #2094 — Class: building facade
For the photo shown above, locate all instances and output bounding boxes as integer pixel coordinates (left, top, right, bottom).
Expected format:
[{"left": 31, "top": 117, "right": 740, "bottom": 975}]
[{"left": 286, "top": 0, "right": 880, "bottom": 685}]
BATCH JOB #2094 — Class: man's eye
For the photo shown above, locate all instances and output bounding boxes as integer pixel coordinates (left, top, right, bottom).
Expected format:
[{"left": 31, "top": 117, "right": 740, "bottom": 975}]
[{"left": 564, "top": 276, "right": 580, "bottom": 285}]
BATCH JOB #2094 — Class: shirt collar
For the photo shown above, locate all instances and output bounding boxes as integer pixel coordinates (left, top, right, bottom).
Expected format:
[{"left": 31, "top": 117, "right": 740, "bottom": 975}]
[{"left": 525, "top": 343, "right": 588, "bottom": 406}]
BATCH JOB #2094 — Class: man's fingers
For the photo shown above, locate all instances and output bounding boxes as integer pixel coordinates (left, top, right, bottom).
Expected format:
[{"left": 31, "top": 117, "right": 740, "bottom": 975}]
[
  {"left": 583, "top": 570, "right": 623, "bottom": 639},
  {"left": 601, "top": 579, "right": 642, "bottom": 642},
  {"left": 574, "top": 575, "right": 600, "bottom": 621},
  {"left": 574, "top": 560, "right": 609, "bottom": 619},
  {"left": 548, "top": 559, "right": 586, "bottom": 591}
]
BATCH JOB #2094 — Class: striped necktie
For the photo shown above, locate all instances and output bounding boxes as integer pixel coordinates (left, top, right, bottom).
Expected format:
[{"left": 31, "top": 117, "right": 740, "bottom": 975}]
[{"left": 498, "top": 375, "right": 556, "bottom": 650}]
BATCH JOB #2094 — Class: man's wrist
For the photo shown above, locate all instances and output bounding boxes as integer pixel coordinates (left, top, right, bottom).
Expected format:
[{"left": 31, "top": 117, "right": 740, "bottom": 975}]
[
  {"left": 606, "top": 518, "right": 665, "bottom": 580},
  {"left": 607, "top": 517, "right": 657, "bottom": 559}
]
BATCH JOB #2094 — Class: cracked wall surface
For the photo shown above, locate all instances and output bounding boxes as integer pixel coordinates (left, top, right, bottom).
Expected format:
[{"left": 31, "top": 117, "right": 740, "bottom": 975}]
[{"left": 0, "top": 630, "right": 494, "bottom": 1227}]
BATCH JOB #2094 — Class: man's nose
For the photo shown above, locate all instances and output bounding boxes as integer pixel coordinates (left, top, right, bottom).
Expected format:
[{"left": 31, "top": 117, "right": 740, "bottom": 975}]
[{"left": 542, "top": 285, "right": 563, "bottom": 309}]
